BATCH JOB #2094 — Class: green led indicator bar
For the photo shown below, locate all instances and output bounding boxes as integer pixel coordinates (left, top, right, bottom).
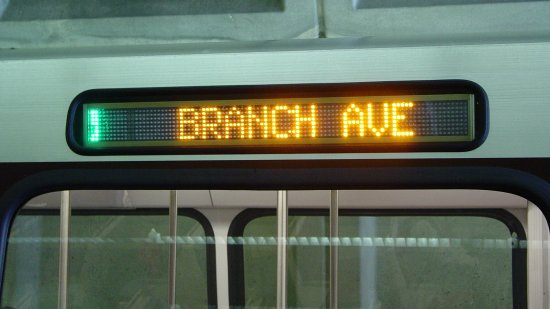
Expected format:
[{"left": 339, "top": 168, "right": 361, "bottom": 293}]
[{"left": 87, "top": 109, "right": 101, "bottom": 142}]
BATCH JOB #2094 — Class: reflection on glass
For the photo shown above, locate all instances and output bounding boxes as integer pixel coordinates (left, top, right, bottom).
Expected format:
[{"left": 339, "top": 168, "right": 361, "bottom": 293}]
[
  {"left": 354, "top": 0, "right": 544, "bottom": 9},
  {"left": 339, "top": 216, "right": 514, "bottom": 309},
  {"left": 2, "top": 209, "right": 211, "bottom": 309},
  {"left": 240, "top": 213, "right": 517, "bottom": 309},
  {"left": 176, "top": 216, "right": 210, "bottom": 309},
  {"left": 0, "top": 0, "right": 8, "bottom": 19},
  {"left": 68, "top": 214, "right": 170, "bottom": 308},
  {"left": 2, "top": 213, "right": 60, "bottom": 308},
  {"left": 0, "top": 0, "right": 283, "bottom": 21},
  {"left": 242, "top": 215, "right": 329, "bottom": 308}
]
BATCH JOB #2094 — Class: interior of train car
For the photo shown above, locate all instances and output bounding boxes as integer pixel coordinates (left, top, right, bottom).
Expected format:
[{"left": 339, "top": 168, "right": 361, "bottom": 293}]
[
  {"left": 1, "top": 1, "right": 550, "bottom": 309},
  {"left": 2, "top": 189, "right": 545, "bottom": 308}
]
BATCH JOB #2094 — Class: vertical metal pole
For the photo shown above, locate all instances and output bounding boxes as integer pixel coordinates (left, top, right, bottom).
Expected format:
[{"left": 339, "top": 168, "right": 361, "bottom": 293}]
[
  {"left": 169, "top": 190, "right": 178, "bottom": 309},
  {"left": 330, "top": 190, "right": 339, "bottom": 309},
  {"left": 360, "top": 218, "right": 377, "bottom": 309},
  {"left": 58, "top": 191, "right": 70, "bottom": 309},
  {"left": 277, "top": 191, "right": 288, "bottom": 309}
]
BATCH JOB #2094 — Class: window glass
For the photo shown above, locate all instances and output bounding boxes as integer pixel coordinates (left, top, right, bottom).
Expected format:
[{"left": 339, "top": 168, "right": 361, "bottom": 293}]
[
  {"left": 66, "top": 212, "right": 210, "bottom": 308},
  {"left": 2, "top": 1, "right": 549, "bottom": 50},
  {"left": 0, "top": 1, "right": 314, "bottom": 49},
  {"left": 67, "top": 213, "right": 170, "bottom": 307},
  {"left": 176, "top": 215, "right": 211, "bottom": 308},
  {"left": 241, "top": 215, "right": 329, "bottom": 308},
  {"left": 1, "top": 193, "right": 214, "bottom": 309},
  {"left": 237, "top": 211, "right": 521, "bottom": 309},
  {"left": 1, "top": 212, "right": 60, "bottom": 308},
  {"left": 339, "top": 215, "right": 515, "bottom": 309},
  {"left": 0, "top": 0, "right": 283, "bottom": 21}
]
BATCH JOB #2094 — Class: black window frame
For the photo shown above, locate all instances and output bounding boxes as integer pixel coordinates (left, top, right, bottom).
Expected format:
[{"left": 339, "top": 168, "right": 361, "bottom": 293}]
[{"left": 0, "top": 163, "right": 549, "bottom": 308}]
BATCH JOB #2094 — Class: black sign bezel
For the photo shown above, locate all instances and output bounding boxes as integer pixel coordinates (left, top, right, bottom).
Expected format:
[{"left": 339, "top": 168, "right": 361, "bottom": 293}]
[{"left": 66, "top": 80, "right": 488, "bottom": 155}]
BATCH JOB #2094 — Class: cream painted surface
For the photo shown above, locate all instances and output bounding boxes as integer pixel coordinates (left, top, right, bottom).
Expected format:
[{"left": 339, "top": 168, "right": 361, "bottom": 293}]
[
  {"left": 0, "top": 41, "right": 550, "bottom": 162},
  {"left": 527, "top": 203, "right": 550, "bottom": 309}
]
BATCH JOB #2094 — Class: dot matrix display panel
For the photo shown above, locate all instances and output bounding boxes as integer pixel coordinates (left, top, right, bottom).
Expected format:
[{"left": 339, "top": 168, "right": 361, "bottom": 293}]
[{"left": 67, "top": 82, "right": 487, "bottom": 155}]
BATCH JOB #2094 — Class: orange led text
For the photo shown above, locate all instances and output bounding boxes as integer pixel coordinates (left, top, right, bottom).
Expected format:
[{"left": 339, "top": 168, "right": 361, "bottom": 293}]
[
  {"left": 178, "top": 104, "right": 317, "bottom": 140},
  {"left": 343, "top": 102, "right": 414, "bottom": 137}
]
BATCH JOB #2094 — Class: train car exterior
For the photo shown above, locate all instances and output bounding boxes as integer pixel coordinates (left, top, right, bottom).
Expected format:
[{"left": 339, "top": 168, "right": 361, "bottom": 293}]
[{"left": 1, "top": 1, "right": 550, "bottom": 308}]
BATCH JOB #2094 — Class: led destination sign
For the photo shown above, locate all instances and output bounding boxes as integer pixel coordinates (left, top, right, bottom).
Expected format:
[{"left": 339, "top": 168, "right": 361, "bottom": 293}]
[
  {"left": 85, "top": 95, "right": 472, "bottom": 144},
  {"left": 68, "top": 82, "right": 487, "bottom": 154}
]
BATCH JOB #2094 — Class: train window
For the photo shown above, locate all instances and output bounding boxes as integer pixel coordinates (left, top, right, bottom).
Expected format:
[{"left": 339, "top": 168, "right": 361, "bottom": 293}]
[
  {"left": 0, "top": 1, "right": 316, "bottom": 49},
  {"left": 323, "top": 1, "right": 550, "bottom": 42},
  {"left": 1, "top": 207, "right": 60, "bottom": 308},
  {"left": 353, "top": 0, "right": 543, "bottom": 9},
  {"left": 229, "top": 209, "right": 525, "bottom": 308},
  {"left": 1, "top": 191, "right": 216, "bottom": 309},
  {"left": 0, "top": 0, "right": 283, "bottom": 21}
]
